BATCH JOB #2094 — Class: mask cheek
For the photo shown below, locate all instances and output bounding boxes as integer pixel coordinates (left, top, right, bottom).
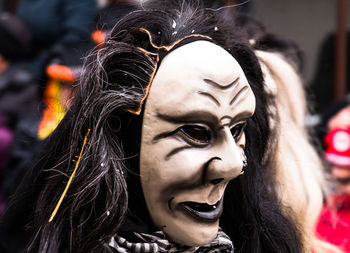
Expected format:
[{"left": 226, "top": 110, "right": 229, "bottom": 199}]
[{"left": 165, "top": 150, "right": 209, "bottom": 182}]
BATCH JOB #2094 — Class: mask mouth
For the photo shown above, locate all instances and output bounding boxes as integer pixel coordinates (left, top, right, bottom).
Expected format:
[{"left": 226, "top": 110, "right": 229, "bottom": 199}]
[{"left": 179, "top": 197, "right": 223, "bottom": 222}]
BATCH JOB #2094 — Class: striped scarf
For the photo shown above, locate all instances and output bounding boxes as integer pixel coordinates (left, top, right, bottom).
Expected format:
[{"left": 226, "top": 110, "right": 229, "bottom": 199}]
[{"left": 107, "top": 229, "right": 234, "bottom": 253}]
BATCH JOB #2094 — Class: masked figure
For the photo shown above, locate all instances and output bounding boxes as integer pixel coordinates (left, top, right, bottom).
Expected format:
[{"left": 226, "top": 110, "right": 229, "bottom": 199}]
[{"left": 0, "top": 1, "right": 302, "bottom": 253}]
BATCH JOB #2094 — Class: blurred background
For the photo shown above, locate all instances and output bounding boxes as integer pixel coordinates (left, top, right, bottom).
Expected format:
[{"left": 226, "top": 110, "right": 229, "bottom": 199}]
[
  {"left": 254, "top": 0, "right": 350, "bottom": 113},
  {"left": 255, "top": 0, "right": 349, "bottom": 83}
]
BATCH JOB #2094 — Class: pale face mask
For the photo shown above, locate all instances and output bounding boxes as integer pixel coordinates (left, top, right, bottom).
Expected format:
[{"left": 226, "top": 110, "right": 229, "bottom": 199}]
[{"left": 140, "top": 41, "right": 256, "bottom": 246}]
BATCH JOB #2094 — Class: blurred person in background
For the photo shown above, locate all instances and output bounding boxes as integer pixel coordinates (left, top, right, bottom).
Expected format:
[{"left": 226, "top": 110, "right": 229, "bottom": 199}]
[
  {"left": 0, "top": 13, "right": 38, "bottom": 216},
  {"left": 317, "top": 108, "right": 350, "bottom": 252},
  {"left": 309, "top": 32, "right": 350, "bottom": 114},
  {"left": 0, "top": 14, "right": 34, "bottom": 127},
  {"left": 1, "top": 40, "right": 95, "bottom": 213},
  {"left": 0, "top": 0, "right": 97, "bottom": 214},
  {"left": 0, "top": 39, "right": 96, "bottom": 252},
  {"left": 324, "top": 127, "right": 350, "bottom": 195},
  {"left": 14, "top": 0, "right": 97, "bottom": 82},
  {"left": 0, "top": 0, "right": 96, "bottom": 171},
  {"left": 248, "top": 23, "right": 341, "bottom": 253}
]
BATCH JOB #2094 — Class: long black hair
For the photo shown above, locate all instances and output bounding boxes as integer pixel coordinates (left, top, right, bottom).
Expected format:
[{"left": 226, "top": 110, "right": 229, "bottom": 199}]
[{"left": 22, "top": 1, "right": 303, "bottom": 252}]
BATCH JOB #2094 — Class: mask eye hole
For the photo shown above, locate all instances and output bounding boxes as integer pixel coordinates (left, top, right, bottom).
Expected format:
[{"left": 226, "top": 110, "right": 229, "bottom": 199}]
[
  {"left": 230, "top": 122, "right": 247, "bottom": 141},
  {"left": 179, "top": 125, "right": 211, "bottom": 143}
]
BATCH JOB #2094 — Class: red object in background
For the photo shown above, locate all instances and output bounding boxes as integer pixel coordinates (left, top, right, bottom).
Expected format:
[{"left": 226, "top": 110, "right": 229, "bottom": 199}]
[
  {"left": 91, "top": 29, "right": 106, "bottom": 45},
  {"left": 46, "top": 65, "right": 77, "bottom": 83},
  {"left": 316, "top": 195, "right": 350, "bottom": 252},
  {"left": 325, "top": 128, "right": 350, "bottom": 167}
]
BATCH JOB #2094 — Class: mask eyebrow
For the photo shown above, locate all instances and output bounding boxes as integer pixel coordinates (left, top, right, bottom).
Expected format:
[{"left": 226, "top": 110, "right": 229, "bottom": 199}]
[
  {"left": 197, "top": 91, "right": 220, "bottom": 106},
  {"left": 230, "top": 85, "right": 249, "bottom": 106},
  {"left": 203, "top": 76, "right": 239, "bottom": 90}
]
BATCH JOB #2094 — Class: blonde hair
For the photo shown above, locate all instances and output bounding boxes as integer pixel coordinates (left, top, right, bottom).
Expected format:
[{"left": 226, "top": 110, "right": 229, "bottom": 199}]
[{"left": 256, "top": 50, "right": 341, "bottom": 253}]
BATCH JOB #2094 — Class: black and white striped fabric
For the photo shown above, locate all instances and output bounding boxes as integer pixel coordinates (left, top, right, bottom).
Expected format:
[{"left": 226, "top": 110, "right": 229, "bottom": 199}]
[{"left": 107, "top": 229, "right": 234, "bottom": 253}]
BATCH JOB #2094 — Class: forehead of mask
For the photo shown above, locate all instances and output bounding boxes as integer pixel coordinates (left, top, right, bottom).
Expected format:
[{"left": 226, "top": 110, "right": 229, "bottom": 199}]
[{"left": 140, "top": 40, "right": 256, "bottom": 246}]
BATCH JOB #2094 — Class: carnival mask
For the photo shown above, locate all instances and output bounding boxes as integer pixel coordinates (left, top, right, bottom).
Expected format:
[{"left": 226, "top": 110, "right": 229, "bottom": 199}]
[{"left": 140, "top": 40, "right": 256, "bottom": 246}]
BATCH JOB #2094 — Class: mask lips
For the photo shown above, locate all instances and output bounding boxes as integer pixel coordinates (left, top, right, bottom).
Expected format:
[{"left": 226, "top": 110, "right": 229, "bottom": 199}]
[{"left": 179, "top": 196, "right": 224, "bottom": 222}]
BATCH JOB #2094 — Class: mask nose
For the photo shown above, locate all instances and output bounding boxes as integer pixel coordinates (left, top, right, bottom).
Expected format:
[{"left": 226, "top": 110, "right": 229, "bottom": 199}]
[{"left": 205, "top": 127, "right": 244, "bottom": 185}]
